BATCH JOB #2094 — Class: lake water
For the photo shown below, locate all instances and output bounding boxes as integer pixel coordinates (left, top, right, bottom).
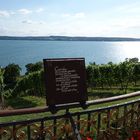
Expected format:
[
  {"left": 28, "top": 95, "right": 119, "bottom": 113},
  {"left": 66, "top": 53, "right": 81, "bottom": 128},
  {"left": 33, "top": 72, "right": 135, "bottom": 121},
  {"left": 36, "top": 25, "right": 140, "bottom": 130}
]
[{"left": 0, "top": 40, "right": 140, "bottom": 74}]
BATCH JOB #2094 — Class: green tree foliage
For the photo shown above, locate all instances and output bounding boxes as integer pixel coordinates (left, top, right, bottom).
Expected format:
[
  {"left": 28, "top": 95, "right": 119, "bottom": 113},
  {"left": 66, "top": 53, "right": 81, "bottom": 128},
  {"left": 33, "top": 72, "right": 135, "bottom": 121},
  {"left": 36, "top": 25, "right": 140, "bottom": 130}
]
[
  {"left": 0, "top": 68, "right": 5, "bottom": 108},
  {"left": 116, "top": 61, "right": 133, "bottom": 93},
  {"left": 132, "top": 63, "right": 140, "bottom": 86},
  {"left": 86, "top": 58, "right": 140, "bottom": 93},
  {"left": 2, "top": 58, "right": 140, "bottom": 97},
  {"left": 100, "top": 64, "right": 114, "bottom": 89},
  {"left": 0, "top": 68, "right": 4, "bottom": 91},
  {"left": 3, "top": 63, "right": 21, "bottom": 88},
  {"left": 25, "top": 61, "right": 43, "bottom": 74},
  {"left": 13, "top": 70, "right": 45, "bottom": 97},
  {"left": 126, "top": 57, "right": 139, "bottom": 63}
]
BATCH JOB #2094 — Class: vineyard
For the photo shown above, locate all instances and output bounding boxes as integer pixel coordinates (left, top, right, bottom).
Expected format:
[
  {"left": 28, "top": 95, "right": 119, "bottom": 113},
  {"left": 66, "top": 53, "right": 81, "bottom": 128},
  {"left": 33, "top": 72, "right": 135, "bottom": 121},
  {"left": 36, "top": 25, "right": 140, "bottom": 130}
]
[{"left": 0, "top": 58, "right": 140, "bottom": 109}]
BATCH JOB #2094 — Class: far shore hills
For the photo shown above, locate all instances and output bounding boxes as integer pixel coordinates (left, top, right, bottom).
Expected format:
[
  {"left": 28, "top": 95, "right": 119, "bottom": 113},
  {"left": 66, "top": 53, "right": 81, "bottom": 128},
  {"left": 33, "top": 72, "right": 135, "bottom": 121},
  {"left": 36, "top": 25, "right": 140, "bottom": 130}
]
[{"left": 0, "top": 36, "right": 140, "bottom": 41}]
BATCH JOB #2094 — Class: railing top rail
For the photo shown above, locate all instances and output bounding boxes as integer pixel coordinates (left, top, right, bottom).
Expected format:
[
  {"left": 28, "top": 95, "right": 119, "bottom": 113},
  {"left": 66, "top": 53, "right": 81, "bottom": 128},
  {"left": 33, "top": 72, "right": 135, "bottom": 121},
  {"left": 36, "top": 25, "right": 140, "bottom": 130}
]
[
  {"left": 0, "top": 91, "right": 140, "bottom": 117},
  {"left": 0, "top": 98, "right": 140, "bottom": 127}
]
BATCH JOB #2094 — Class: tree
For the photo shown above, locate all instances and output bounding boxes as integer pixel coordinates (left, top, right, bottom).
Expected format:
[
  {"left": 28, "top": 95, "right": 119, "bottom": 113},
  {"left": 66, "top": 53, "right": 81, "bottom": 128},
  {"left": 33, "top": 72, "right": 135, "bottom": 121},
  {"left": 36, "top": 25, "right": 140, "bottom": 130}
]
[
  {"left": 115, "top": 61, "right": 133, "bottom": 93},
  {"left": 101, "top": 64, "right": 114, "bottom": 89},
  {"left": 13, "top": 70, "right": 45, "bottom": 97},
  {"left": 86, "top": 64, "right": 100, "bottom": 87},
  {"left": 132, "top": 63, "right": 140, "bottom": 86},
  {"left": 3, "top": 63, "right": 21, "bottom": 88},
  {"left": 0, "top": 68, "right": 5, "bottom": 109},
  {"left": 128, "top": 57, "right": 139, "bottom": 63},
  {"left": 25, "top": 62, "right": 43, "bottom": 74}
]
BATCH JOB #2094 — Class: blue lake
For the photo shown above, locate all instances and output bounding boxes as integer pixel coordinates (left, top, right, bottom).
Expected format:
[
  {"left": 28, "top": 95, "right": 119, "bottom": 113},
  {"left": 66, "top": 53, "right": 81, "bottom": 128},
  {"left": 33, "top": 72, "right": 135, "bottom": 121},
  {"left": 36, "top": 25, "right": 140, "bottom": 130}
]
[{"left": 0, "top": 40, "right": 140, "bottom": 74}]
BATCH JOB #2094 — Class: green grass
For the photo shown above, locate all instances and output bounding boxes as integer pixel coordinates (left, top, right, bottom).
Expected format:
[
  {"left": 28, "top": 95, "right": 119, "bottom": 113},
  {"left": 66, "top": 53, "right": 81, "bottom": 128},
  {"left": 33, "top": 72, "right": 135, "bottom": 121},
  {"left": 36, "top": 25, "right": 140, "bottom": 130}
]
[
  {"left": 4, "top": 89, "right": 126, "bottom": 110},
  {"left": 0, "top": 88, "right": 140, "bottom": 123},
  {"left": 0, "top": 96, "right": 47, "bottom": 122},
  {"left": 6, "top": 96, "right": 46, "bottom": 109},
  {"left": 1, "top": 94, "right": 140, "bottom": 123}
]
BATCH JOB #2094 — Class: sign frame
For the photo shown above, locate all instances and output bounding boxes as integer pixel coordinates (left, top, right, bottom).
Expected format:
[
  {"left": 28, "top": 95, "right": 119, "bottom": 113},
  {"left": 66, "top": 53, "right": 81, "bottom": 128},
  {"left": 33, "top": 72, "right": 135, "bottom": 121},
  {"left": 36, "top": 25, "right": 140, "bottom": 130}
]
[{"left": 43, "top": 58, "right": 87, "bottom": 107}]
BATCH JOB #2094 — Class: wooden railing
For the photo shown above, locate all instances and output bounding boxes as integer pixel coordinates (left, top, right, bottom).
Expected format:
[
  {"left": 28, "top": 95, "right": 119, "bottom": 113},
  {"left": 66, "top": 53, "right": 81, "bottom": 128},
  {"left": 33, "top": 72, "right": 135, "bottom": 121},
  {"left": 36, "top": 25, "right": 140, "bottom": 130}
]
[{"left": 0, "top": 91, "right": 140, "bottom": 140}]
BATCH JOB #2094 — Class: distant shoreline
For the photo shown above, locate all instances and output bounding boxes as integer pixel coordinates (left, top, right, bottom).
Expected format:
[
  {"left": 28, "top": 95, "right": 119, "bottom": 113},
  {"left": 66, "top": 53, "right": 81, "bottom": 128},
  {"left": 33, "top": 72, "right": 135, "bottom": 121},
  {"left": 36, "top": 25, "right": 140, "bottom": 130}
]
[{"left": 0, "top": 36, "right": 140, "bottom": 42}]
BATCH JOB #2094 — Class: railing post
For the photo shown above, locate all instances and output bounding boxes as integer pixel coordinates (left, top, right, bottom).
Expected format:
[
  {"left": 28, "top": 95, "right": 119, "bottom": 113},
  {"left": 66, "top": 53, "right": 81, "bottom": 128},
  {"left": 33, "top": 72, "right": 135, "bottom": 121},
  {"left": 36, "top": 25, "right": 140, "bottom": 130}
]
[
  {"left": 131, "top": 104, "right": 134, "bottom": 129},
  {"left": 53, "top": 118, "right": 57, "bottom": 138},
  {"left": 13, "top": 125, "right": 16, "bottom": 140},
  {"left": 137, "top": 104, "right": 140, "bottom": 128},
  {"left": 107, "top": 109, "right": 110, "bottom": 129},
  {"left": 40, "top": 120, "right": 45, "bottom": 140},
  {"left": 122, "top": 105, "right": 127, "bottom": 139},
  {"left": 87, "top": 113, "right": 91, "bottom": 131},
  {"left": 66, "top": 109, "right": 82, "bottom": 140},
  {"left": 97, "top": 112, "right": 101, "bottom": 138},
  {"left": 77, "top": 114, "right": 80, "bottom": 130},
  {"left": 27, "top": 125, "right": 31, "bottom": 140},
  {"left": 115, "top": 107, "right": 119, "bottom": 134}
]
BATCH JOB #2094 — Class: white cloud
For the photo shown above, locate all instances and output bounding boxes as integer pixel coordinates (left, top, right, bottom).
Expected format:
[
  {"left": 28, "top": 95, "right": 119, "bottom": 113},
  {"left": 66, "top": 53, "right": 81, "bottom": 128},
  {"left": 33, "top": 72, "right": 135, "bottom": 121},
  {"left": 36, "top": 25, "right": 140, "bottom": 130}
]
[
  {"left": 61, "top": 14, "right": 71, "bottom": 18},
  {"left": 116, "top": 2, "right": 140, "bottom": 14},
  {"left": 18, "top": 9, "right": 32, "bottom": 15},
  {"left": 39, "top": 21, "right": 46, "bottom": 24},
  {"left": 22, "top": 19, "right": 46, "bottom": 25},
  {"left": 10, "top": 11, "right": 15, "bottom": 15},
  {"left": 112, "top": 16, "right": 140, "bottom": 30},
  {"left": 0, "top": 10, "right": 10, "bottom": 17},
  {"left": 0, "top": 27, "right": 9, "bottom": 35},
  {"left": 36, "top": 8, "right": 44, "bottom": 13},
  {"left": 18, "top": 8, "right": 44, "bottom": 15},
  {"left": 61, "top": 12, "right": 85, "bottom": 19},
  {"left": 74, "top": 12, "right": 85, "bottom": 18},
  {"left": 22, "top": 20, "right": 33, "bottom": 24}
]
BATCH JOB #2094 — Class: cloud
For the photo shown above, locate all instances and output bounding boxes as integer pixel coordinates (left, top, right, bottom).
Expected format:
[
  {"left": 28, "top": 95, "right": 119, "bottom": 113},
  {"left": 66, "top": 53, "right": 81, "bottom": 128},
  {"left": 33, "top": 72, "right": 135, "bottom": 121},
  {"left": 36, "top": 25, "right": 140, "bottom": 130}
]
[
  {"left": 116, "top": 2, "right": 140, "bottom": 14},
  {"left": 61, "top": 12, "right": 85, "bottom": 19},
  {"left": 0, "top": 10, "right": 10, "bottom": 17},
  {"left": 22, "top": 20, "right": 33, "bottom": 24},
  {"left": 18, "top": 8, "right": 45, "bottom": 15},
  {"left": 9, "top": 11, "right": 15, "bottom": 15},
  {"left": 112, "top": 16, "right": 140, "bottom": 30},
  {"left": 0, "top": 27, "right": 9, "bottom": 35},
  {"left": 61, "top": 14, "right": 71, "bottom": 18},
  {"left": 36, "top": 8, "right": 44, "bottom": 13},
  {"left": 0, "top": 8, "right": 44, "bottom": 18},
  {"left": 22, "top": 19, "right": 46, "bottom": 25},
  {"left": 18, "top": 9, "right": 32, "bottom": 15},
  {"left": 74, "top": 12, "right": 85, "bottom": 18}
]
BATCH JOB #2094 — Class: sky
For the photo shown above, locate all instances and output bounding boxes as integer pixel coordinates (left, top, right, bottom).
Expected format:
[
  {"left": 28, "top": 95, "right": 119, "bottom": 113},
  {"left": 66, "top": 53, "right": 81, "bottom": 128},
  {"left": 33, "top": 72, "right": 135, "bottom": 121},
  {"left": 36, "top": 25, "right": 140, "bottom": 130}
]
[{"left": 0, "top": 0, "right": 140, "bottom": 37}]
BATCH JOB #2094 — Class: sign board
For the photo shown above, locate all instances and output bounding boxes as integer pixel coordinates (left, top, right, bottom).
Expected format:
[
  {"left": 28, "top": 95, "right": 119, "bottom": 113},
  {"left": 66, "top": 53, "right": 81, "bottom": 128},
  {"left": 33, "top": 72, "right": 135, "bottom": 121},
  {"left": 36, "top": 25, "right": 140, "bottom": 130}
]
[{"left": 43, "top": 58, "right": 87, "bottom": 106}]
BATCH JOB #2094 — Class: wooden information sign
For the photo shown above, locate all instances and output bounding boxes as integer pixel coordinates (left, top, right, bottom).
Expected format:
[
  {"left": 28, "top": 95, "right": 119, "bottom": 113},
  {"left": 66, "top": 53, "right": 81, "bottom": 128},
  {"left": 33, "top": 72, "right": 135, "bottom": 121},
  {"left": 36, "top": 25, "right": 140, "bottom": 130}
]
[{"left": 43, "top": 58, "right": 87, "bottom": 106}]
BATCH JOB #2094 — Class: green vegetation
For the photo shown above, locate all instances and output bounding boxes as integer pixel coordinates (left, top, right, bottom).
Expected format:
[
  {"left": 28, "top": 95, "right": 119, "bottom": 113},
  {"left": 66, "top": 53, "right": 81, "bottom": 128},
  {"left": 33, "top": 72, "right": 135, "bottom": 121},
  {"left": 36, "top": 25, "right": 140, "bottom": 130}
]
[
  {"left": 3, "top": 63, "right": 21, "bottom": 89},
  {"left": 0, "top": 57, "right": 140, "bottom": 110},
  {"left": 87, "top": 58, "right": 140, "bottom": 93},
  {"left": 0, "top": 68, "right": 5, "bottom": 109},
  {"left": 6, "top": 96, "right": 45, "bottom": 109},
  {"left": 25, "top": 61, "right": 43, "bottom": 75}
]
